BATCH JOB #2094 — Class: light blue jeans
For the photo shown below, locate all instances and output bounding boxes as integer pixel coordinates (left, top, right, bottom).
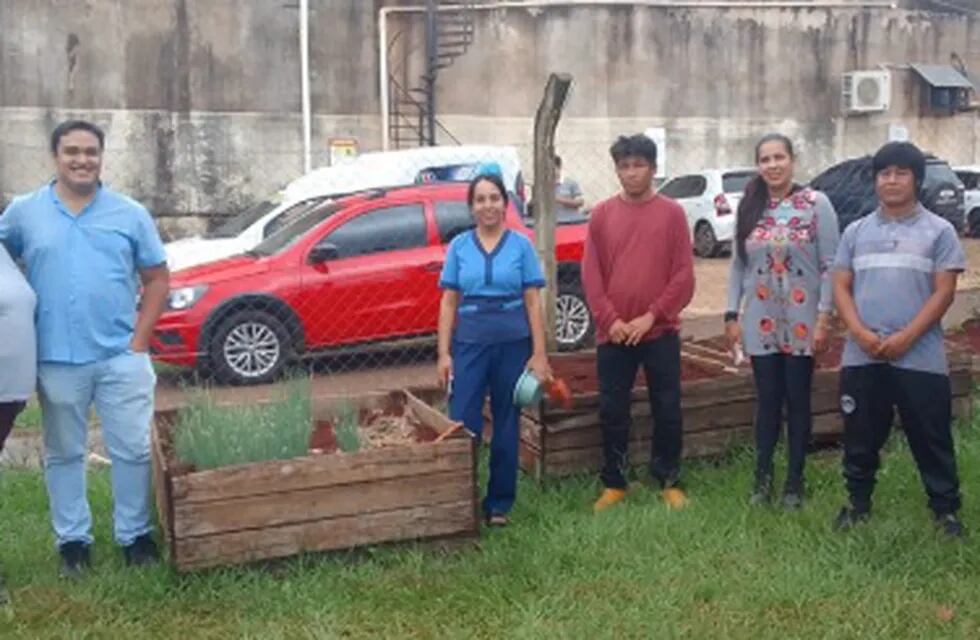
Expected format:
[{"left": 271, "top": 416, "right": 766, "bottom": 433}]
[{"left": 37, "top": 351, "right": 156, "bottom": 547}]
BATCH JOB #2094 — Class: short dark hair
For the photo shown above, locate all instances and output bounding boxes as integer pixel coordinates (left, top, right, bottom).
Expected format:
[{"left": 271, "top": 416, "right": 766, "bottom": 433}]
[
  {"left": 554, "top": 155, "right": 562, "bottom": 169},
  {"left": 609, "top": 134, "right": 657, "bottom": 167},
  {"left": 872, "top": 141, "right": 925, "bottom": 187},
  {"left": 467, "top": 172, "right": 509, "bottom": 208},
  {"left": 50, "top": 120, "right": 105, "bottom": 154}
]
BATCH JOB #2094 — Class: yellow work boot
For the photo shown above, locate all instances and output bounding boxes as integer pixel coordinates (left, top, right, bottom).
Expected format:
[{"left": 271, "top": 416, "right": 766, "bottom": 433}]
[
  {"left": 661, "top": 486, "right": 689, "bottom": 510},
  {"left": 593, "top": 488, "right": 628, "bottom": 513}
]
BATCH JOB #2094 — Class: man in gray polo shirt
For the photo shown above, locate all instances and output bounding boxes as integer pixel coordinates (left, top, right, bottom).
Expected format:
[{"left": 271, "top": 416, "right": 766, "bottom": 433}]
[
  {"left": 554, "top": 155, "right": 584, "bottom": 218},
  {"left": 832, "top": 141, "right": 965, "bottom": 538}
]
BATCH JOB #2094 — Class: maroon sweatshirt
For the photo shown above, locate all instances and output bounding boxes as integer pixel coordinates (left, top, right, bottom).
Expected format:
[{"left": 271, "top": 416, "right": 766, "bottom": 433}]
[{"left": 582, "top": 193, "right": 695, "bottom": 345}]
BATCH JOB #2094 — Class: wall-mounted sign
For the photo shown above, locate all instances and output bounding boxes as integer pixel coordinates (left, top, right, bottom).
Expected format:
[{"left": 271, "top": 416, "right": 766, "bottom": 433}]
[{"left": 329, "top": 138, "right": 359, "bottom": 166}]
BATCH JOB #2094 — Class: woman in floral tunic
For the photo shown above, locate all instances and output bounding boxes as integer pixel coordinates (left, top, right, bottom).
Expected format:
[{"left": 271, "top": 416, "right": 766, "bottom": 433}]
[{"left": 725, "top": 133, "right": 840, "bottom": 509}]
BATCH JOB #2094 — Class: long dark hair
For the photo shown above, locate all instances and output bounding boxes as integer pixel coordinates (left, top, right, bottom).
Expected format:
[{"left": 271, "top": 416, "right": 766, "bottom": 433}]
[{"left": 735, "top": 133, "right": 796, "bottom": 264}]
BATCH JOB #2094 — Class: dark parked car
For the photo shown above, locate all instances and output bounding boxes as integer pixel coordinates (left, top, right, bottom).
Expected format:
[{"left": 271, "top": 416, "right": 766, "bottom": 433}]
[{"left": 809, "top": 155, "right": 966, "bottom": 233}]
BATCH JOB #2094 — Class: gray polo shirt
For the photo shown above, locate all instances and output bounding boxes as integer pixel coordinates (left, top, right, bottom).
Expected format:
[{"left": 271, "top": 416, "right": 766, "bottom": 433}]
[
  {"left": 555, "top": 178, "right": 583, "bottom": 218},
  {"left": 0, "top": 243, "right": 37, "bottom": 402},
  {"left": 833, "top": 205, "right": 965, "bottom": 375}
]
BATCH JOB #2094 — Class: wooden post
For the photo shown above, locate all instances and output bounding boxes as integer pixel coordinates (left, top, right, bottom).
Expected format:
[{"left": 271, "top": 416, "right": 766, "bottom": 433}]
[{"left": 532, "top": 73, "right": 572, "bottom": 352}]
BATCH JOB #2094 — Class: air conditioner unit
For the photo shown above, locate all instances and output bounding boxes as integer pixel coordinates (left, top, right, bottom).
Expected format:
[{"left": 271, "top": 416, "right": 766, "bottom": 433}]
[{"left": 841, "top": 71, "right": 891, "bottom": 114}]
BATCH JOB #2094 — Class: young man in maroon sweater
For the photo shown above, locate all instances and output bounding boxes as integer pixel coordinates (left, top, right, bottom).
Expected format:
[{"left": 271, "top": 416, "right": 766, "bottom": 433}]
[{"left": 582, "top": 134, "right": 696, "bottom": 512}]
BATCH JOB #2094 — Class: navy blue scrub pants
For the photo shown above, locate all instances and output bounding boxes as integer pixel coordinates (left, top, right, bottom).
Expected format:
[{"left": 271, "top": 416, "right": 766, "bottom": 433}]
[{"left": 449, "top": 337, "right": 531, "bottom": 516}]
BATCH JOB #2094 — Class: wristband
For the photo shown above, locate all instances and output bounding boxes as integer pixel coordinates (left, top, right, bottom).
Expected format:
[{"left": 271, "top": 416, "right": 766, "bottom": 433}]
[{"left": 723, "top": 311, "right": 739, "bottom": 323}]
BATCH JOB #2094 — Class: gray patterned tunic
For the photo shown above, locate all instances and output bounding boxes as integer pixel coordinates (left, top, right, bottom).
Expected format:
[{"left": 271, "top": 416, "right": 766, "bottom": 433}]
[{"left": 726, "top": 188, "right": 840, "bottom": 357}]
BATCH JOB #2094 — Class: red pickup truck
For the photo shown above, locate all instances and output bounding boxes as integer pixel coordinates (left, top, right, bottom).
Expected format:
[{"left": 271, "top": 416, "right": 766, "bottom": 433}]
[{"left": 152, "top": 182, "right": 591, "bottom": 384}]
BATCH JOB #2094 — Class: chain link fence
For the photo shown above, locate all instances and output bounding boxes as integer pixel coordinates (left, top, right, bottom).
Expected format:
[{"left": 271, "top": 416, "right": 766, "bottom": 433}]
[
  {"left": 148, "top": 145, "right": 595, "bottom": 387},
  {"left": 2, "top": 113, "right": 977, "bottom": 390}
]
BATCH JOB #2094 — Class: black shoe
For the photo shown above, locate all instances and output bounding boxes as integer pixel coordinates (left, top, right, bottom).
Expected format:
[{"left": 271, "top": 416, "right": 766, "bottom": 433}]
[
  {"left": 58, "top": 541, "right": 92, "bottom": 579},
  {"left": 934, "top": 513, "right": 966, "bottom": 539},
  {"left": 833, "top": 505, "right": 870, "bottom": 531},
  {"left": 122, "top": 534, "right": 160, "bottom": 567},
  {"left": 749, "top": 476, "right": 773, "bottom": 506}
]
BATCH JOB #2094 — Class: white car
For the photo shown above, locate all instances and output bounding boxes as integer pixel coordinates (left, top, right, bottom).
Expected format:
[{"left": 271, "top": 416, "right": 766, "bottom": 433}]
[
  {"left": 954, "top": 166, "right": 980, "bottom": 237},
  {"left": 658, "top": 168, "right": 756, "bottom": 257},
  {"left": 165, "top": 145, "right": 526, "bottom": 272}
]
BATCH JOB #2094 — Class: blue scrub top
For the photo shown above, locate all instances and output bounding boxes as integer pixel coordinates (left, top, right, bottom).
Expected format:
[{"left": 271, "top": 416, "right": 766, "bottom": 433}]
[
  {"left": 439, "top": 229, "right": 545, "bottom": 344},
  {"left": 0, "top": 183, "right": 166, "bottom": 364}
]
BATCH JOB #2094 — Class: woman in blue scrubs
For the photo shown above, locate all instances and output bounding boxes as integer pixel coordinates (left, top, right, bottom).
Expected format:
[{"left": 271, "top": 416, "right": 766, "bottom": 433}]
[{"left": 437, "top": 172, "right": 552, "bottom": 527}]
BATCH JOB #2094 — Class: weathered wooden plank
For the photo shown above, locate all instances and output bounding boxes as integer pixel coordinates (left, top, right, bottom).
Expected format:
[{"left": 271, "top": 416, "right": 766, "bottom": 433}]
[
  {"left": 173, "top": 500, "right": 477, "bottom": 572},
  {"left": 812, "top": 412, "right": 844, "bottom": 440},
  {"left": 543, "top": 409, "right": 848, "bottom": 453},
  {"left": 953, "top": 395, "right": 973, "bottom": 423},
  {"left": 310, "top": 390, "right": 405, "bottom": 421},
  {"left": 404, "top": 389, "right": 457, "bottom": 436},
  {"left": 950, "top": 369, "right": 971, "bottom": 397},
  {"left": 543, "top": 426, "right": 755, "bottom": 471},
  {"left": 170, "top": 439, "right": 473, "bottom": 505},
  {"left": 540, "top": 426, "right": 758, "bottom": 477},
  {"left": 150, "top": 424, "right": 175, "bottom": 557},
  {"left": 520, "top": 416, "right": 542, "bottom": 448},
  {"left": 538, "top": 374, "right": 758, "bottom": 420},
  {"left": 173, "top": 468, "right": 472, "bottom": 539},
  {"left": 541, "top": 350, "right": 969, "bottom": 423},
  {"left": 518, "top": 439, "right": 543, "bottom": 480}
]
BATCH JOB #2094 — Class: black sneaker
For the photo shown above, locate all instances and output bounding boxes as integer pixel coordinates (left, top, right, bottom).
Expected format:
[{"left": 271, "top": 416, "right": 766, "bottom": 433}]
[
  {"left": 122, "top": 534, "right": 160, "bottom": 567},
  {"left": 749, "top": 477, "right": 773, "bottom": 506},
  {"left": 58, "top": 541, "right": 92, "bottom": 579},
  {"left": 833, "top": 505, "right": 870, "bottom": 531},
  {"left": 934, "top": 513, "right": 966, "bottom": 539}
]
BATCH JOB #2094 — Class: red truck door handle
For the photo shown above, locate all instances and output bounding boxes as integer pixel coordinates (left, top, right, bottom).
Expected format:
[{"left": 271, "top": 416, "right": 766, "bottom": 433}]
[{"left": 423, "top": 261, "right": 444, "bottom": 272}]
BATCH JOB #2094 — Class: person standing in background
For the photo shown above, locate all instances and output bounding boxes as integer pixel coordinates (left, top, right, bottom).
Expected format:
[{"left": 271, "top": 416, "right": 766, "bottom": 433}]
[{"left": 554, "top": 155, "right": 585, "bottom": 218}]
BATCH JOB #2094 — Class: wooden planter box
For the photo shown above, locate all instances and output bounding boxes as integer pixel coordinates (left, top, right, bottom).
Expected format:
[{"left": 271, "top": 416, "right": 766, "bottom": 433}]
[
  {"left": 519, "top": 344, "right": 973, "bottom": 480},
  {"left": 151, "top": 390, "right": 478, "bottom": 572}
]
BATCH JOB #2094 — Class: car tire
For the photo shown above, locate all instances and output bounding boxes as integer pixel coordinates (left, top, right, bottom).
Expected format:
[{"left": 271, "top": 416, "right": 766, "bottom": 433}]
[
  {"left": 556, "top": 285, "right": 594, "bottom": 352},
  {"left": 969, "top": 209, "right": 980, "bottom": 238},
  {"left": 693, "top": 221, "right": 720, "bottom": 258},
  {"left": 208, "top": 309, "right": 292, "bottom": 385}
]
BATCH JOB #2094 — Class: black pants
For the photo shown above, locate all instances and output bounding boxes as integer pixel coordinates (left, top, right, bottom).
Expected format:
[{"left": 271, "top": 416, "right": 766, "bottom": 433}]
[
  {"left": 751, "top": 354, "right": 814, "bottom": 488},
  {"left": 0, "top": 401, "right": 25, "bottom": 454},
  {"left": 840, "top": 364, "right": 961, "bottom": 515},
  {"left": 597, "top": 332, "right": 683, "bottom": 489}
]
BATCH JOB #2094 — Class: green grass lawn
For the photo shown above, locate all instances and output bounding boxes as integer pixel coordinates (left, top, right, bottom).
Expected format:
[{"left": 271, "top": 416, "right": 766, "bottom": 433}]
[
  {"left": 11, "top": 398, "right": 40, "bottom": 431},
  {"left": 2, "top": 421, "right": 979, "bottom": 639}
]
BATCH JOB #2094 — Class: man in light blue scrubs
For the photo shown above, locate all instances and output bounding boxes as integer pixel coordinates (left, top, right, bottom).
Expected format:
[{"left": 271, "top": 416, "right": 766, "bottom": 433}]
[{"left": 0, "top": 120, "right": 170, "bottom": 577}]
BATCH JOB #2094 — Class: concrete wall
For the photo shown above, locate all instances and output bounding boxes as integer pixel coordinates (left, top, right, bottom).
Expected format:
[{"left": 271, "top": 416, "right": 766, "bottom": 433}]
[
  {"left": 0, "top": 0, "right": 380, "bottom": 234},
  {"left": 390, "top": 5, "right": 980, "bottom": 203},
  {"left": 2, "top": 1, "right": 979, "bottom": 233}
]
